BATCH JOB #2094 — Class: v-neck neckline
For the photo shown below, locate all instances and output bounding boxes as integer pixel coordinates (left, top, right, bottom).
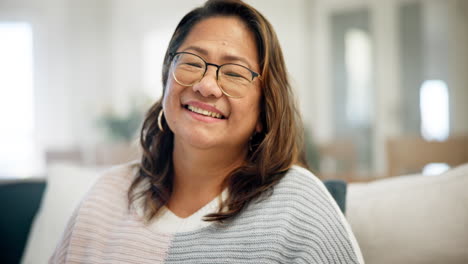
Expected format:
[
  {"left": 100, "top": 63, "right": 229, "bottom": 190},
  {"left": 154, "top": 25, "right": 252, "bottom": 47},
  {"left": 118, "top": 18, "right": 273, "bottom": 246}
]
[{"left": 133, "top": 185, "right": 228, "bottom": 233}]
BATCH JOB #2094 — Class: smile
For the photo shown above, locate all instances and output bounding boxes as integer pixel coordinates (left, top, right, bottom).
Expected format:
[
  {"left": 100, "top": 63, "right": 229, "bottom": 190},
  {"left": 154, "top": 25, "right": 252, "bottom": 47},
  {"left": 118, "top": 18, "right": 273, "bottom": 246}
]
[{"left": 184, "top": 105, "right": 225, "bottom": 119}]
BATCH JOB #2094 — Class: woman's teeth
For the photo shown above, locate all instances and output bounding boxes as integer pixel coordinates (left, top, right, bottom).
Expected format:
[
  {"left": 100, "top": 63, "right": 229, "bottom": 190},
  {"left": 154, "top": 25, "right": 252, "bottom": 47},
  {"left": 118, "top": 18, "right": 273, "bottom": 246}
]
[{"left": 186, "top": 105, "right": 223, "bottom": 119}]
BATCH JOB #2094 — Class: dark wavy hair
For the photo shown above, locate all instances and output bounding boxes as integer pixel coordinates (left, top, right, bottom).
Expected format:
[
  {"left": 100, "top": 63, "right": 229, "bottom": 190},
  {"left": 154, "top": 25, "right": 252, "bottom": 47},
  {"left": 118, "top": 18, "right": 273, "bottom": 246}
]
[{"left": 128, "top": 0, "right": 307, "bottom": 222}]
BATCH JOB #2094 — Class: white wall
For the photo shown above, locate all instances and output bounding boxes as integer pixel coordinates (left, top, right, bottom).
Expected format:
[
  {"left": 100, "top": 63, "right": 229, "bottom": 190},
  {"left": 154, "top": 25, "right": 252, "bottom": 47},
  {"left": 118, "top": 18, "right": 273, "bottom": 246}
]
[
  {"left": 0, "top": 0, "right": 112, "bottom": 154},
  {"left": 108, "top": 0, "right": 205, "bottom": 115}
]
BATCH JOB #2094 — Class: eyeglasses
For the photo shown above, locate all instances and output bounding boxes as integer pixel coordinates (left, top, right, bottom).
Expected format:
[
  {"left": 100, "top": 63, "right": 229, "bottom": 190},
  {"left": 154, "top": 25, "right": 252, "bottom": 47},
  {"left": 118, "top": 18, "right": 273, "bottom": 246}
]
[{"left": 169, "top": 52, "right": 261, "bottom": 98}]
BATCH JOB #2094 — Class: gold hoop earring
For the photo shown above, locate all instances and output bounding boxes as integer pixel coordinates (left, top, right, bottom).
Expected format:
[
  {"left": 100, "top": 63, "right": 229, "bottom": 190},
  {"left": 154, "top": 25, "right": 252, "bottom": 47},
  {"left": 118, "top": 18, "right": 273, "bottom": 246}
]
[{"left": 157, "top": 109, "right": 164, "bottom": 132}]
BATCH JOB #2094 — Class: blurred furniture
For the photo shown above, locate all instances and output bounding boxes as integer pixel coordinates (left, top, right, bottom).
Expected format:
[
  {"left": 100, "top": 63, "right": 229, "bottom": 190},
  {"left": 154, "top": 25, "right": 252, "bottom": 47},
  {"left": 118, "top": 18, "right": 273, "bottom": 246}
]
[
  {"left": 0, "top": 164, "right": 346, "bottom": 264},
  {"left": 386, "top": 135, "right": 468, "bottom": 176},
  {"left": 94, "top": 141, "right": 141, "bottom": 166},
  {"left": 46, "top": 148, "right": 83, "bottom": 165},
  {"left": 44, "top": 142, "right": 141, "bottom": 167},
  {"left": 318, "top": 139, "right": 358, "bottom": 180}
]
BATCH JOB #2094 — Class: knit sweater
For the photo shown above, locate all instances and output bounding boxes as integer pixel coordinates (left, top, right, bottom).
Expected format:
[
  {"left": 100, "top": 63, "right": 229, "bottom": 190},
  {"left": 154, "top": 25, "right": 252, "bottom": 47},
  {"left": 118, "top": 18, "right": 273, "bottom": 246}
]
[{"left": 50, "top": 164, "right": 364, "bottom": 263}]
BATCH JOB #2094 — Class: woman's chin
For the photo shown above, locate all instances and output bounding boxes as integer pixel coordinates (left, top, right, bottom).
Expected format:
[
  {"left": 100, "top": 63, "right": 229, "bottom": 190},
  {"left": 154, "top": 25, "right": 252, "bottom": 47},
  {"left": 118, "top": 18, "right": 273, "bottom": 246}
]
[{"left": 175, "top": 131, "right": 221, "bottom": 150}]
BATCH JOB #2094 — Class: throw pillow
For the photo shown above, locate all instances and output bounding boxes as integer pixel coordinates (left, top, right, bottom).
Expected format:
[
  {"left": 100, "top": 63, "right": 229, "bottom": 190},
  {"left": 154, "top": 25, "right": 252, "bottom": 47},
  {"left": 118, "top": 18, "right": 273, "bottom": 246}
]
[
  {"left": 21, "top": 163, "right": 102, "bottom": 264},
  {"left": 347, "top": 163, "right": 468, "bottom": 264}
]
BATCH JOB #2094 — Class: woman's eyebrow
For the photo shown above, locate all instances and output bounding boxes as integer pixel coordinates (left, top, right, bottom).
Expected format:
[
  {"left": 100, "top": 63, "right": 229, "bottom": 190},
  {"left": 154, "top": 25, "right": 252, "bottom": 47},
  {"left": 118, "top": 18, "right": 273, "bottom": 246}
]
[
  {"left": 222, "top": 55, "right": 253, "bottom": 69},
  {"left": 183, "top": 45, "right": 209, "bottom": 55},
  {"left": 182, "top": 45, "right": 254, "bottom": 69}
]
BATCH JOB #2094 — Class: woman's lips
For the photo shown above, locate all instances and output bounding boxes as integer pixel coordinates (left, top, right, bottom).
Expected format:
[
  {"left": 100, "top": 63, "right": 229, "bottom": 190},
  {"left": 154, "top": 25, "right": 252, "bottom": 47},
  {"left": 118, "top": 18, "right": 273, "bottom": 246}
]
[
  {"left": 185, "top": 104, "right": 224, "bottom": 119},
  {"left": 182, "top": 101, "right": 227, "bottom": 119},
  {"left": 183, "top": 106, "right": 225, "bottom": 123}
]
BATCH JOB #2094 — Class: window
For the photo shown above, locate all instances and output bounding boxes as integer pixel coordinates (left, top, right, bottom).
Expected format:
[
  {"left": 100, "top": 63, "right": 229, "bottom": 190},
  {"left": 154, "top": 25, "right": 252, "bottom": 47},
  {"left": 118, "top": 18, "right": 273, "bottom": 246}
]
[
  {"left": 142, "top": 31, "right": 169, "bottom": 100},
  {"left": 419, "top": 80, "right": 450, "bottom": 175},
  {"left": 345, "top": 28, "right": 372, "bottom": 125},
  {"left": 0, "top": 22, "right": 41, "bottom": 178},
  {"left": 420, "top": 80, "right": 449, "bottom": 141}
]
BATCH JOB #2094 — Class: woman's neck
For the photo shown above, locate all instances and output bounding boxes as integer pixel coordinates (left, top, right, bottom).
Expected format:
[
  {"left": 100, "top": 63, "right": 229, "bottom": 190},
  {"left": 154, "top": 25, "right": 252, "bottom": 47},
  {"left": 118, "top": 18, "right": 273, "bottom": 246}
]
[{"left": 167, "top": 138, "right": 246, "bottom": 218}]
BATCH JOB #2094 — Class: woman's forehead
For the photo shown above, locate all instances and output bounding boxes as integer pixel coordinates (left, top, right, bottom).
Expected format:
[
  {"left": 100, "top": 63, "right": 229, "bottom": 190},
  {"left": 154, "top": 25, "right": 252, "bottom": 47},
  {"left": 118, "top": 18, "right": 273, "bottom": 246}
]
[{"left": 178, "top": 16, "right": 260, "bottom": 71}]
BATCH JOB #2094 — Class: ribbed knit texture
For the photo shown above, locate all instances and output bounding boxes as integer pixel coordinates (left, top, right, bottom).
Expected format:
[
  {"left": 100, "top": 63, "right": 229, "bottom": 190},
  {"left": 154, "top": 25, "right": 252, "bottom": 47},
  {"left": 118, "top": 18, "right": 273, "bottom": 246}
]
[{"left": 50, "top": 164, "right": 363, "bottom": 263}]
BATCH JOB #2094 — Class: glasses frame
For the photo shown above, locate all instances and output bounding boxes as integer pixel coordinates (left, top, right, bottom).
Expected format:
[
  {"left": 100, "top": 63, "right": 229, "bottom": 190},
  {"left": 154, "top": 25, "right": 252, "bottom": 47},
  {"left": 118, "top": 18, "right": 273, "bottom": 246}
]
[{"left": 169, "top": 51, "right": 261, "bottom": 98}]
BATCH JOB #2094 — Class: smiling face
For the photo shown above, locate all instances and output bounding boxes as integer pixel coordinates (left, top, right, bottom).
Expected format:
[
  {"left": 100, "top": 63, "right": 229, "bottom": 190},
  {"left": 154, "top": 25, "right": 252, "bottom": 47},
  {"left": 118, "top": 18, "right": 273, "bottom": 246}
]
[{"left": 162, "top": 16, "right": 262, "bottom": 156}]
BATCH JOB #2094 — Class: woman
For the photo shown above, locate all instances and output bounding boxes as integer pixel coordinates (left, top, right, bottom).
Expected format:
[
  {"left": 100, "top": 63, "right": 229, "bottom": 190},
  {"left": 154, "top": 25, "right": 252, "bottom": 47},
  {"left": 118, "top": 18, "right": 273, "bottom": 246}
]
[{"left": 51, "top": 0, "right": 364, "bottom": 263}]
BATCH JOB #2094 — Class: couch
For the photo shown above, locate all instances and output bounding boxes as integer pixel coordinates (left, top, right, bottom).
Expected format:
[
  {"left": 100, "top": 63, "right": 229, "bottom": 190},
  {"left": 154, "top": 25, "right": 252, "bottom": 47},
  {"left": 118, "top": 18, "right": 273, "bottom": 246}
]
[{"left": 1, "top": 163, "right": 467, "bottom": 264}]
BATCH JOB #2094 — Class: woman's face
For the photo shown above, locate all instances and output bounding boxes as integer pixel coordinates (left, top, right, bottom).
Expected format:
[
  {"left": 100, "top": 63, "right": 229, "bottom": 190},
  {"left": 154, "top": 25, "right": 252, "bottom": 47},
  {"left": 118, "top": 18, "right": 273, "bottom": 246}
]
[{"left": 163, "top": 16, "right": 262, "bottom": 154}]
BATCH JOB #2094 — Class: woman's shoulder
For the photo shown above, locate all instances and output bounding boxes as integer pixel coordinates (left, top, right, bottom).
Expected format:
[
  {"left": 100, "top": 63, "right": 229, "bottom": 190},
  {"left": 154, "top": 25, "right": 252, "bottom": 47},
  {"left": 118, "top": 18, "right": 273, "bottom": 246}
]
[
  {"left": 93, "top": 160, "right": 139, "bottom": 190},
  {"left": 261, "top": 165, "right": 348, "bottom": 235},
  {"left": 273, "top": 165, "right": 347, "bottom": 221},
  {"left": 284, "top": 164, "right": 320, "bottom": 183},
  {"left": 79, "top": 161, "right": 140, "bottom": 210},
  {"left": 64, "top": 161, "right": 141, "bottom": 235},
  {"left": 276, "top": 165, "right": 330, "bottom": 199},
  {"left": 264, "top": 165, "right": 364, "bottom": 263}
]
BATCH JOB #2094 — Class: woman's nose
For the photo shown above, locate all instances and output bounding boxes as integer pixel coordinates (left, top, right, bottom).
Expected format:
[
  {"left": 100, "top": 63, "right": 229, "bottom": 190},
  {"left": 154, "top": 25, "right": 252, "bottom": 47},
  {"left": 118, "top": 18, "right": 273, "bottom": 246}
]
[{"left": 192, "top": 66, "right": 223, "bottom": 98}]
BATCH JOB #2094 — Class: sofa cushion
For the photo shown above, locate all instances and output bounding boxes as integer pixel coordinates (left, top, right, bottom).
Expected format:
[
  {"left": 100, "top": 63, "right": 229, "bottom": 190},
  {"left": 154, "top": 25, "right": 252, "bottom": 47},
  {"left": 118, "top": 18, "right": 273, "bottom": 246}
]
[
  {"left": 0, "top": 179, "right": 46, "bottom": 264},
  {"left": 21, "top": 163, "right": 101, "bottom": 264},
  {"left": 347, "top": 163, "right": 468, "bottom": 264},
  {"left": 323, "top": 179, "right": 347, "bottom": 213}
]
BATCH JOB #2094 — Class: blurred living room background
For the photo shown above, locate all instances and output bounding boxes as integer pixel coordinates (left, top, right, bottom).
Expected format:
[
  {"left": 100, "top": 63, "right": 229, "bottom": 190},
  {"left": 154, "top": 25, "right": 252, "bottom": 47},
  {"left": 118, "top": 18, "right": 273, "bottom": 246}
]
[{"left": 1, "top": 0, "right": 468, "bottom": 181}]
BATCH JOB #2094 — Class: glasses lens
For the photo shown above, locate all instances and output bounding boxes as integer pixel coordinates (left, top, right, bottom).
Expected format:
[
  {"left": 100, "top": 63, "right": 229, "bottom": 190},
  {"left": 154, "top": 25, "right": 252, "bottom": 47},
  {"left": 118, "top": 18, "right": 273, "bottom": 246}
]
[
  {"left": 172, "top": 53, "right": 205, "bottom": 86},
  {"left": 219, "top": 64, "right": 252, "bottom": 98}
]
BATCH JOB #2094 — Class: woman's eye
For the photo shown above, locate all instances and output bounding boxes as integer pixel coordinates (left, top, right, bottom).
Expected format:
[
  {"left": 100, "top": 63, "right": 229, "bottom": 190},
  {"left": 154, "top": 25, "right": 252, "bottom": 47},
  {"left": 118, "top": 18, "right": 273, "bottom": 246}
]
[
  {"left": 185, "top": 62, "right": 203, "bottom": 68},
  {"left": 226, "top": 72, "right": 243, "bottom": 78},
  {"left": 225, "top": 72, "right": 249, "bottom": 82}
]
